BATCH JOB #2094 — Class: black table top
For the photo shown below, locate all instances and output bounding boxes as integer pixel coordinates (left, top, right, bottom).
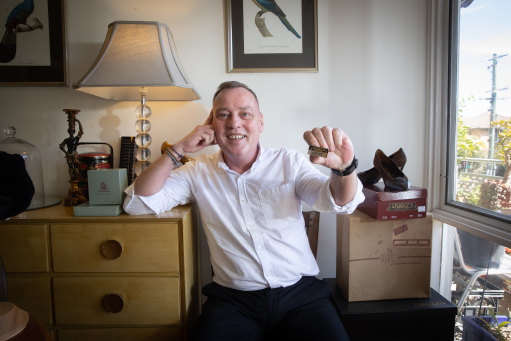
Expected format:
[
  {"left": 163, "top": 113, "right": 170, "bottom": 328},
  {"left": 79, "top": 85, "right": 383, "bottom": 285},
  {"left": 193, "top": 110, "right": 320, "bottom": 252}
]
[{"left": 324, "top": 278, "right": 457, "bottom": 319}]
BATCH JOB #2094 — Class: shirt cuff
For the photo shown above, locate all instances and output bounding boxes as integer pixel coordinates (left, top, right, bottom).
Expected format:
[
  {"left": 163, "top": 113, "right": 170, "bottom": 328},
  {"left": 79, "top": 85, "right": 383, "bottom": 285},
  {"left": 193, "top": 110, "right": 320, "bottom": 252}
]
[
  {"left": 312, "top": 177, "right": 365, "bottom": 214},
  {"left": 123, "top": 182, "right": 159, "bottom": 215}
]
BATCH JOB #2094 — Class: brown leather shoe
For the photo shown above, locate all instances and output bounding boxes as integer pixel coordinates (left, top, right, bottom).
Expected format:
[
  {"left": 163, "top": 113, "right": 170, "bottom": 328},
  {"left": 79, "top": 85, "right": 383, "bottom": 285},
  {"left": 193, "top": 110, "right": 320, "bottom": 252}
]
[
  {"left": 358, "top": 148, "right": 407, "bottom": 186},
  {"left": 373, "top": 149, "right": 410, "bottom": 191}
]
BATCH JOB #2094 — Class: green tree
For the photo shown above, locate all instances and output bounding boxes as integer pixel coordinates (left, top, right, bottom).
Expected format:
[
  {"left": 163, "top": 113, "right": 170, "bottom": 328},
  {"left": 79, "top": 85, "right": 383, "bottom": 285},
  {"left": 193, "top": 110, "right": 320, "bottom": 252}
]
[
  {"left": 491, "top": 119, "right": 511, "bottom": 185},
  {"left": 456, "top": 97, "right": 485, "bottom": 206},
  {"left": 457, "top": 119, "right": 483, "bottom": 159},
  {"left": 457, "top": 96, "right": 483, "bottom": 161}
]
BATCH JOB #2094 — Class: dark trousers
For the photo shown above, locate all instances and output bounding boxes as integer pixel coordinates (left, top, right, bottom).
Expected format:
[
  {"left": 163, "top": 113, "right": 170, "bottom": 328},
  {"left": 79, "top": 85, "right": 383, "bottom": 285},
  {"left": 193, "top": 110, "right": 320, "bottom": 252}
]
[{"left": 191, "top": 276, "right": 349, "bottom": 341}]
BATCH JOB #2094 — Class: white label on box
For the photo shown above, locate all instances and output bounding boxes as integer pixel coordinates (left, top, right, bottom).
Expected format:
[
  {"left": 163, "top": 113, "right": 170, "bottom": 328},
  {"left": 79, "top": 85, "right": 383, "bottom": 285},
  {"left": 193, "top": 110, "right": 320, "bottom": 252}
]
[{"left": 418, "top": 206, "right": 426, "bottom": 212}]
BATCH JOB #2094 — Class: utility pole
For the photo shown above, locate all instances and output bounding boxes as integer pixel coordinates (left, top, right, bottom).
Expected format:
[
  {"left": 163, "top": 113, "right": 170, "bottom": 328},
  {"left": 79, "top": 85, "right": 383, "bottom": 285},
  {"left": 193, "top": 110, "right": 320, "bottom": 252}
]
[{"left": 487, "top": 53, "right": 508, "bottom": 159}]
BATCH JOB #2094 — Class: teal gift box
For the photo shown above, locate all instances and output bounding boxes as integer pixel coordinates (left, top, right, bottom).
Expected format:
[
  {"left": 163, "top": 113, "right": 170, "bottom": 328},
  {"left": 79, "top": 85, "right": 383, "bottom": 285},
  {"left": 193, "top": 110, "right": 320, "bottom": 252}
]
[{"left": 87, "top": 168, "right": 128, "bottom": 205}]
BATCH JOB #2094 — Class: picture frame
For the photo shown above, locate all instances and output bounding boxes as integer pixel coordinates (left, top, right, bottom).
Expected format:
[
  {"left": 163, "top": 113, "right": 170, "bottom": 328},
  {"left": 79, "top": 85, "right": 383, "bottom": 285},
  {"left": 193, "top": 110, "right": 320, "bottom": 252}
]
[
  {"left": 0, "top": 0, "right": 67, "bottom": 86},
  {"left": 226, "top": 0, "right": 317, "bottom": 72}
]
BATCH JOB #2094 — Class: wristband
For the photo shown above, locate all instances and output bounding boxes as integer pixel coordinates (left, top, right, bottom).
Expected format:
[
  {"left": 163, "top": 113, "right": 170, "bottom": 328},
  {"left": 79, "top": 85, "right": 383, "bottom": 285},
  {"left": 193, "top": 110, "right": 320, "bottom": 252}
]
[{"left": 332, "top": 157, "right": 358, "bottom": 177}]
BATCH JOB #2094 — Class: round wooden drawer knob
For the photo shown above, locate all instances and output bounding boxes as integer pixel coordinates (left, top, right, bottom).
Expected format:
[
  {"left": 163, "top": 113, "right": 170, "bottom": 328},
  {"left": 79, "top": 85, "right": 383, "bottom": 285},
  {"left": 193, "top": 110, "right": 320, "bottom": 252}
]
[
  {"left": 100, "top": 239, "right": 123, "bottom": 260},
  {"left": 101, "top": 293, "right": 124, "bottom": 313}
]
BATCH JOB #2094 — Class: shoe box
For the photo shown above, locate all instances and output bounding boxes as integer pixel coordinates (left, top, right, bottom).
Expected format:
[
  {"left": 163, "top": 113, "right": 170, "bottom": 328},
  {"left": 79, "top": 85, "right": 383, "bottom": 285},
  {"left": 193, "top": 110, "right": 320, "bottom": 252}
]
[{"left": 357, "top": 182, "right": 427, "bottom": 221}]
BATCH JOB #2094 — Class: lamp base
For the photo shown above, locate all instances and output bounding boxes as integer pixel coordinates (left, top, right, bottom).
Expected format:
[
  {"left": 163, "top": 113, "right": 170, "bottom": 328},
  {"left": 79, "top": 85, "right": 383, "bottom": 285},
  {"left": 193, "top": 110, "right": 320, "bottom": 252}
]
[{"left": 135, "top": 160, "right": 151, "bottom": 176}]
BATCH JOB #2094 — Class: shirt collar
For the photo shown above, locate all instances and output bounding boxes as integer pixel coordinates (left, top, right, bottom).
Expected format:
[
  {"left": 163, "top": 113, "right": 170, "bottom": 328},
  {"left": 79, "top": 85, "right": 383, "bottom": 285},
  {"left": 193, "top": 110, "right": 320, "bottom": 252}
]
[{"left": 216, "top": 143, "right": 264, "bottom": 174}]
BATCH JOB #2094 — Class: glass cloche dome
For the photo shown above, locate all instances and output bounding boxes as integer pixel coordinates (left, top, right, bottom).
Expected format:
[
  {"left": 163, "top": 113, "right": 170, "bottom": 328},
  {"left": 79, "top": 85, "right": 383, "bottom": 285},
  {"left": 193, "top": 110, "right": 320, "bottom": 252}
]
[{"left": 0, "top": 126, "right": 60, "bottom": 210}]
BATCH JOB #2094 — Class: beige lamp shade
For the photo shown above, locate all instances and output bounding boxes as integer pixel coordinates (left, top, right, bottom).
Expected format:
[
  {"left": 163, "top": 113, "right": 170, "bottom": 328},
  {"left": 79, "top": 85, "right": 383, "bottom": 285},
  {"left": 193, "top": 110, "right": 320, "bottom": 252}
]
[{"left": 73, "top": 21, "right": 200, "bottom": 101}]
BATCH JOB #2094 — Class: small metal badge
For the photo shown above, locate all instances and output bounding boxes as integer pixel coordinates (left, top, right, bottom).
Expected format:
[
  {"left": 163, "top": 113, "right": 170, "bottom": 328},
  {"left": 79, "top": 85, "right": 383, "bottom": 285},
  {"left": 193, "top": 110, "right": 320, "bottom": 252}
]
[{"left": 308, "top": 145, "right": 328, "bottom": 157}]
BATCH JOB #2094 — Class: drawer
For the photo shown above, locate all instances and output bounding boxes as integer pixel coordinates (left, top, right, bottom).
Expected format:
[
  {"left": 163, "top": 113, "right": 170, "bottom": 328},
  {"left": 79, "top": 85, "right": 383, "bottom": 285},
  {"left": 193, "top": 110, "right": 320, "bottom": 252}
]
[
  {"left": 0, "top": 224, "right": 49, "bottom": 272},
  {"left": 58, "top": 327, "right": 181, "bottom": 341},
  {"left": 6, "top": 276, "right": 52, "bottom": 325},
  {"left": 51, "top": 223, "right": 180, "bottom": 273},
  {"left": 53, "top": 277, "right": 180, "bottom": 325}
]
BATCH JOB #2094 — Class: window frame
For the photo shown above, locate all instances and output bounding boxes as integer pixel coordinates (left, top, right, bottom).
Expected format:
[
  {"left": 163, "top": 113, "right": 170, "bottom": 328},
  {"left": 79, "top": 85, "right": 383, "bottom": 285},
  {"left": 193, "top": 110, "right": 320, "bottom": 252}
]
[{"left": 426, "top": 0, "right": 511, "bottom": 247}]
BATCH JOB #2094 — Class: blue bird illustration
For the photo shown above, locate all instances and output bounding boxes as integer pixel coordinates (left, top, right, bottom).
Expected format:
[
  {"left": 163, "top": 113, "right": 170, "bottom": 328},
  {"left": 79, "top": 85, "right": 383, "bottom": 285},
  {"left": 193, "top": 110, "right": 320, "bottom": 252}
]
[
  {"left": 251, "top": 0, "right": 301, "bottom": 39},
  {"left": 1, "top": 0, "right": 43, "bottom": 63}
]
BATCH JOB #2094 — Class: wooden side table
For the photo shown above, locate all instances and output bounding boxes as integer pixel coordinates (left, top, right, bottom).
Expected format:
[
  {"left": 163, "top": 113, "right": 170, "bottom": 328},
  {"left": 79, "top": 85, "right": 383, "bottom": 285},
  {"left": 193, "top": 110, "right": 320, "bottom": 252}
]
[{"left": 0, "top": 204, "right": 199, "bottom": 341}]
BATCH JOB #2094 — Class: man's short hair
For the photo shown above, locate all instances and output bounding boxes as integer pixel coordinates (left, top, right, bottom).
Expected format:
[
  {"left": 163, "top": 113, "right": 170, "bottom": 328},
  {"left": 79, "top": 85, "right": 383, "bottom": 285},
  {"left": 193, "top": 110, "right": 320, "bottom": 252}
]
[{"left": 213, "top": 81, "right": 259, "bottom": 104}]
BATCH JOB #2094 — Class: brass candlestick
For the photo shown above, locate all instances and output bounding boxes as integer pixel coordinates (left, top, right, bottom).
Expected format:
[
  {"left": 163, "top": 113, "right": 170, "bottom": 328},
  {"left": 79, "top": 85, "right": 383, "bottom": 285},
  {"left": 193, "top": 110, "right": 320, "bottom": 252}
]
[{"left": 59, "top": 109, "right": 87, "bottom": 206}]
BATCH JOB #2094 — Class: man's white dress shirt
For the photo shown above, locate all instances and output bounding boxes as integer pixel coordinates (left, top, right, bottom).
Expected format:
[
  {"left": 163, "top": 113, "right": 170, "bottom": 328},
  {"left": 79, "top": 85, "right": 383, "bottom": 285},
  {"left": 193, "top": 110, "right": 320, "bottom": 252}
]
[{"left": 124, "top": 146, "right": 364, "bottom": 291}]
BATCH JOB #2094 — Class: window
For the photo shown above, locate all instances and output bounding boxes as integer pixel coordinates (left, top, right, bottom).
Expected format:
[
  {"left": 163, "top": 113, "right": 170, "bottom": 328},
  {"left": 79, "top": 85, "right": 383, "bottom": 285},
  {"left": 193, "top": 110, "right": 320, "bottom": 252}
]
[
  {"left": 448, "top": 0, "right": 511, "bottom": 224},
  {"left": 445, "top": 1, "right": 511, "bottom": 336},
  {"left": 427, "top": 0, "right": 511, "bottom": 244},
  {"left": 450, "top": 225, "right": 511, "bottom": 340},
  {"left": 427, "top": 0, "right": 511, "bottom": 332},
  {"left": 426, "top": 2, "right": 511, "bottom": 337}
]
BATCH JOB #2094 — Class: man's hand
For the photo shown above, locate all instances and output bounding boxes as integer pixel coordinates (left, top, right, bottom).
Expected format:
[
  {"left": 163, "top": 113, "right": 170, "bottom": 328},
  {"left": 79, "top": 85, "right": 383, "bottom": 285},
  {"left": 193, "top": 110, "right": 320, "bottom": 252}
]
[
  {"left": 133, "top": 113, "right": 217, "bottom": 197},
  {"left": 303, "top": 126, "right": 354, "bottom": 171},
  {"left": 172, "top": 112, "right": 217, "bottom": 156},
  {"left": 304, "top": 126, "right": 358, "bottom": 206}
]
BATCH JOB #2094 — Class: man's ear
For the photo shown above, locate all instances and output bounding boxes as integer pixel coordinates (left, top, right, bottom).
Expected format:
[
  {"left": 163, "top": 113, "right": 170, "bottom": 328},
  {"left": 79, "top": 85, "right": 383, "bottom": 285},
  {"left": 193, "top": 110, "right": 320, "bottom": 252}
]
[
  {"left": 205, "top": 111, "right": 214, "bottom": 125},
  {"left": 259, "top": 113, "right": 264, "bottom": 132}
]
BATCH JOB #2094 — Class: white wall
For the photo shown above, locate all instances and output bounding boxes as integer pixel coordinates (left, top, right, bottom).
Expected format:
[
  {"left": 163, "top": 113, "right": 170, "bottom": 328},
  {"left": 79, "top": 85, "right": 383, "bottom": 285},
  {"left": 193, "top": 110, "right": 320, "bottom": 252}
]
[{"left": 0, "top": 0, "right": 428, "bottom": 278}]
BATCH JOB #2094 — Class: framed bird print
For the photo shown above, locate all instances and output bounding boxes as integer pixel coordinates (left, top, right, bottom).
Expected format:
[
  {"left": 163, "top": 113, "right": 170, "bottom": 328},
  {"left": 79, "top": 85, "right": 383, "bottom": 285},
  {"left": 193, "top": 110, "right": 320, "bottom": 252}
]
[
  {"left": 0, "top": 0, "right": 67, "bottom": 85},
  {"left": 226, "top": 0, "right": 317, "bottom": 72}
]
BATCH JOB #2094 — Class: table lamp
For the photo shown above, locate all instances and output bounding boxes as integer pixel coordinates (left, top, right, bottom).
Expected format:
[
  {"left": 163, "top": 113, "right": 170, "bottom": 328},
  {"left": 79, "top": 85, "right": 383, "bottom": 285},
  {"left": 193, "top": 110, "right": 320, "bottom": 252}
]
[{"left": 73, "top": 21, "right": 200, "bottom": 176}]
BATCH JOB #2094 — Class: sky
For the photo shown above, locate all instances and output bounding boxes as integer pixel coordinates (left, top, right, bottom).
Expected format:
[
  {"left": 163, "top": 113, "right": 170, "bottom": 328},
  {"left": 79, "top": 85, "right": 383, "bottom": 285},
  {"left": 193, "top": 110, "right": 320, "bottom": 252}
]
[{"left": 459, "top": 0, "right": 511, "bottom": 118}]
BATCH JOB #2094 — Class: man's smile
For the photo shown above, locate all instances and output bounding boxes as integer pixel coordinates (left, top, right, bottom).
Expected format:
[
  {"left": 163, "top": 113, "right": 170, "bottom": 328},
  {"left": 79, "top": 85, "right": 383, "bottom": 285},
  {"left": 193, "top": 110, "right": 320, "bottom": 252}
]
[{"left": 227, "top": 134, "right": 246, "bottom": 140}]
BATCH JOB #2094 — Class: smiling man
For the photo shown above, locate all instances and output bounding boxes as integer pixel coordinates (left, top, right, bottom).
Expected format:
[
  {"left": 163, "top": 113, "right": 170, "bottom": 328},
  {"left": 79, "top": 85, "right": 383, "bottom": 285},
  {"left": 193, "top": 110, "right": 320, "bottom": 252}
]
[
  {"left": 124, "top": 81, "right": 364, "bottom": 341},
  {"left": 210, "top": 84, "right": 263, "bottom": 174}
]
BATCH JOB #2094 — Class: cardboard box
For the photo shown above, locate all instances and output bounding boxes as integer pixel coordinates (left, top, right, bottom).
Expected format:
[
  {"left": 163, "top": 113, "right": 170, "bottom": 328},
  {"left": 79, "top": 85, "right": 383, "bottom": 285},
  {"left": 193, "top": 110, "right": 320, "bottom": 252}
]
[
  {"left": 358, "top": 183, "right": 427, "bottom": 221},
  {"left": 87, "top": 168, "right": 127, "bottom": 205},
  {"left": 336, "top": 210, "right": 432, "bottom": 302}
]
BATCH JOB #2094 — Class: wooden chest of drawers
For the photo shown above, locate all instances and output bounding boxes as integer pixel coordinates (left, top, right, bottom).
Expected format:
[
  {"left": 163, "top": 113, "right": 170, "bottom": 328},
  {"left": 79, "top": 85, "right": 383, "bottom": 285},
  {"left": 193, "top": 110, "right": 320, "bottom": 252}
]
[{"left": 0, "top": 204, "right": 198, "bottom": 341}]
